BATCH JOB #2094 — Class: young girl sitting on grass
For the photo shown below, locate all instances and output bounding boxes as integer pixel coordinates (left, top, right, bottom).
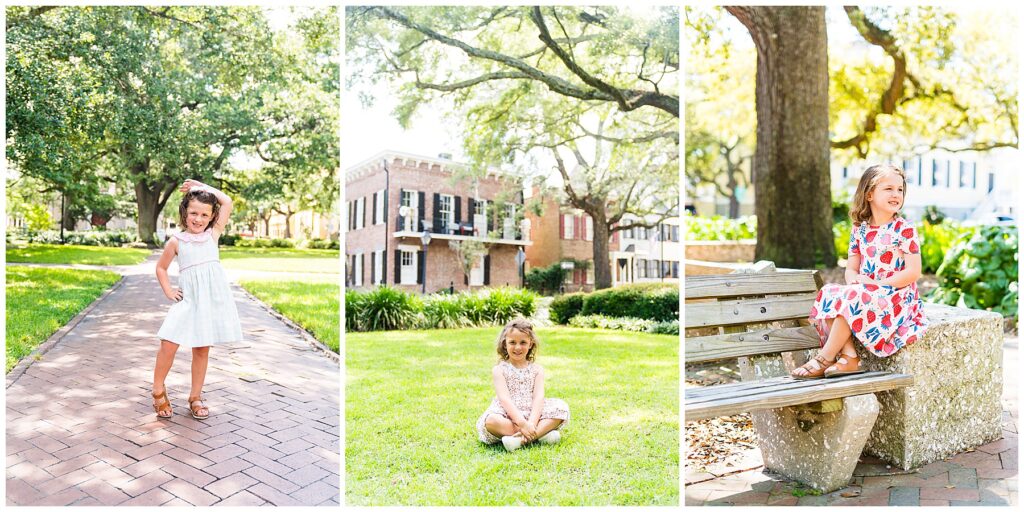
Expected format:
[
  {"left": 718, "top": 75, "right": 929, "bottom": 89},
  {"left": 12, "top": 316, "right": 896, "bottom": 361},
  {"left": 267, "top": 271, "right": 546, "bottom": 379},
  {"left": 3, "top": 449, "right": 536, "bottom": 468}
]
[
  {"left": 793, "top": 163, "right": 927, "bottom": 379},
  {"left": 152, "top": 179, "right": 243, "bottom": 420},
  {"left": 476, "top": 318, "right": 570, "bottom": 451}
]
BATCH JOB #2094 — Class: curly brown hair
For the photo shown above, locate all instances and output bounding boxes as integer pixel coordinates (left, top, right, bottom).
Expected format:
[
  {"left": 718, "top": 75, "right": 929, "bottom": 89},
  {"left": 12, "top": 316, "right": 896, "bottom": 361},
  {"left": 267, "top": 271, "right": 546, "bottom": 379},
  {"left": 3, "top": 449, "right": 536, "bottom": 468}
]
[
  {"left": 849, "top": 164, "right": 907, "bottom": 225},
  {"left": 495, "top": 317, "right": 539, "bottom": 362},
  {"left": 178, "top": 190, "right": 220, "bottom": 232}
]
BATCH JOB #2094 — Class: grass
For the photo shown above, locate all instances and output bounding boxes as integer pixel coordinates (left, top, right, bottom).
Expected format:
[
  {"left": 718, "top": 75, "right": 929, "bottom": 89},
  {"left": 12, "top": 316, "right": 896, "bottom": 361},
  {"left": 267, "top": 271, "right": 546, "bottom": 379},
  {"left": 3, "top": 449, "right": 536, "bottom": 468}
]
[
  {"left": 346, "top": 326, "right": 679, "bottom": 505},
  {"left": 5, "top": 244, "right": 151, "bottom": 266},
  {"left": 220, "top": 247, "right": 339, "bottom": 274},
  {"left": 238, "top": 279, "right": 339, "bottom": 353},
  {"left": 5, "top": 266, "right": 122, "bottom": 372}
]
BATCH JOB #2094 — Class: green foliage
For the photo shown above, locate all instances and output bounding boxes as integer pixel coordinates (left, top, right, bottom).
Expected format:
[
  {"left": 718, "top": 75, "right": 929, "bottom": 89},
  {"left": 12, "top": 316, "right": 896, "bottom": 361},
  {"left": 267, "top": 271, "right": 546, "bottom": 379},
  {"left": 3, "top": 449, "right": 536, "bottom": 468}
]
[
  {"left": 569, "top": 314, "right": 655, "bottom": 332},
  {"left": 482, "top": 287, "right": 537, "bottom": 325},
  {"left": 929, "top": 225, "right": 1018, "bottom": 318},
  {"left": 685, "top": 213, "right": 756, "bottom": 241},
  {"left": 305, "top": 238, "right": 340, "bottom": 250},
  {"left": 422, "top": 294, "right": 472, "bottom": 329},
  {"left": 344, "top": 289, "right": 364, "bottom": 332},
  {"left": 581, "top": 284, "right": 679, "bottom": 322},
  {"left": 6, "top": 244, "right": 150, "bottom": 266},
  {"left": 918, "top": 220, "right": 975, "bottom": 274},
  {"left": 353, "top": 286, "right": 423, "bottom": 332},
  {"left": 235, "top": 238, "right": 297, "bottom": 249},
  {"left": 8, "top": 230, "right": 140, "bottom": 247},
  {"left": 648, "top": 320, "right": 681, "bottom": 335},
  {"left": 219, "top": 234, "right": 240, "bottom": 246},
  {"left": 833, "top": 220, "right": 853, "bottom": 260},
  {"left": 549, "top": 292, "right": 585, "bottom": 324},
  {"left": 525, "top": 261, "right": 573, "bottom": 295}
]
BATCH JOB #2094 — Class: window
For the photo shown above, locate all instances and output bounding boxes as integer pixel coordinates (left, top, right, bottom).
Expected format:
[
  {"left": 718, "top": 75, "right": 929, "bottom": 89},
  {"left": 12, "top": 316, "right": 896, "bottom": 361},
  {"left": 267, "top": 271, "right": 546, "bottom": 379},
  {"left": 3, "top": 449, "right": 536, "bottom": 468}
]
[
  {"left": 637, "top": 258, "right": 647, "bottom": 279},
  {"left": 973, "top": 162, "right": 978, "bottom": 188},
  {"left": 400, "top": 190, "right": 418, "bottom": 232},
  {"left": 623, "top": 225, "right": 633, "bottom": 239},
  {"left": 586, "top": 265, "right": 594, "bottom": 284},
  {"left": 931, "top": 160, "right": 939, "bottom": 187},
  {"left": 672, "top": 261, "right": 679, "bottom": 278},
  {"left": 585, "top": 216, "right": 593, "bottom": 241},
  {"left": 373, "top": 249, "right": 384, "bottom": 285},
  {"left": 671, "top": 225, "right": 679, "bottom": 242},
  {"left": 637, "top": 226, "right": 648, "bottom": 240},
  {"left": 562, "top": 214, "right": 574, "bottom": 239},
  {"left": 946, "top": 160, "right": 951, "bottom": 189},
  {"left": 959, "top": 162, "right": 967, "bottom": 188},
  {"left": 503, "top": 204, "right": 516, "bottom": 240},
  {"left": 439, "top": 194, "right": 454, "bottom": 228}
]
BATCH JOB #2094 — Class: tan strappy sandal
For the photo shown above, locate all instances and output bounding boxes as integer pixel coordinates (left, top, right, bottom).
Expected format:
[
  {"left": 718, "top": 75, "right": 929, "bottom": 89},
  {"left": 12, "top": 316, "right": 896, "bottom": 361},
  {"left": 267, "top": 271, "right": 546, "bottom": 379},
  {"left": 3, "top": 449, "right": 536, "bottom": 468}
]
[
  {"left": 791, "top": 353, "right": 836, "bottom": 380},
  {"left": 825, "top": 352, "right": 866, "bottom": 378},
  {"left": 188, "top": 396, "right": 209, "bottom": 420},
  {"left": 152, "top": 389, "right": 172, "bottom": 419}
]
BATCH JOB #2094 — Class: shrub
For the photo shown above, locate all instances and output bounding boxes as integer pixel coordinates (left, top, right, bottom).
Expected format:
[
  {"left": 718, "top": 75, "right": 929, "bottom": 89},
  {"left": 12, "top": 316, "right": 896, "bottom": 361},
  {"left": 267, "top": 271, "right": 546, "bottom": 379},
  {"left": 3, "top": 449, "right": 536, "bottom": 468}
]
[
  {"left": 569, "top": 314, "right": 654, "bottom": 332},
  {"left": 833, "top": 220, "right": 852, "bottom": 260},
  {"left": 918, "top": 220, "right": 975, "bottom": 275},
  {"left": 929, "top": 225, "right": 1018, "bottom": 318},
  {"left": 24, "top": 229, "right": 140, "bottom": 247},
  {"left": 344, "top": 290, "right": 364, "bottom": 332},
  {"left": 647, "top": 320, "right": 680, "bottom": 335},
  {"left": 355, "top": 286, "right": 422, "bottom": 331},
  {"left": 550, "top": 292, "right": 585, "bottom": 324},
  {"left": 220, "top": 234, "right": 240, "bottom": 246},
  {"left": 923, "top": 205, "right": 946, "bottom": 225},
  {"left": 306, "top": 238, "right": 339, "bottom": 250},
  {"left": 456, "top": 292, "right": 488, "bottom": 325},
  {"left": 525, "top": 262, "right": 571, "bottom": 295},
  {"left": 685, "top": 213, "right": 756, "bottom": 241},
  {"left": 421, "top": 294, "right": 471, "bottom": 329},
  {"left": 581, "top": 283, "right": 678, "bottom": 322},
  {"left": 483, "top": 287, "right": 537, "bottom": 325},
  {"left": 270, "top": 238, "right": 295, "bottom": 248}
]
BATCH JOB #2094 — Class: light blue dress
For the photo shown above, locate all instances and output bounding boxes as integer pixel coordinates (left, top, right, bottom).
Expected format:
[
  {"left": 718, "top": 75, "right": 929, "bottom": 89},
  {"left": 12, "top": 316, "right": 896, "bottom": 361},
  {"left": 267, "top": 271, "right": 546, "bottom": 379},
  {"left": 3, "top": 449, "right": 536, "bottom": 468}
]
[{"left": 156, "top": 230, "right": 243, "bottom": 348}]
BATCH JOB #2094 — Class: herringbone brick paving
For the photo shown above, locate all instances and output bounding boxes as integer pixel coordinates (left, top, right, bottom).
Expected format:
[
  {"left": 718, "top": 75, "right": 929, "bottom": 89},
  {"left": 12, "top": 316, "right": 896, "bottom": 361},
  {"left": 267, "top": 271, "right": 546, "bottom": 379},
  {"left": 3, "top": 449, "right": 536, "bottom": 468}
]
[{"left": 6, "top": 256, "right": 340, "bottom": 505}]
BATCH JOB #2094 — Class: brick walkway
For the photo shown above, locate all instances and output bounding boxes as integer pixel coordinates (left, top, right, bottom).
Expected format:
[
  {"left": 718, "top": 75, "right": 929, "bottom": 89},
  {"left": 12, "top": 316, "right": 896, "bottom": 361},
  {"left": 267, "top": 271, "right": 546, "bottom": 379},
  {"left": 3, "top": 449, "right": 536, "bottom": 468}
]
[
  {"left": 686, "top": 337, "right": 1018, "bottom": 506},
  {"left": 6, "top": 256, "right": 340, "bottom": 505}
]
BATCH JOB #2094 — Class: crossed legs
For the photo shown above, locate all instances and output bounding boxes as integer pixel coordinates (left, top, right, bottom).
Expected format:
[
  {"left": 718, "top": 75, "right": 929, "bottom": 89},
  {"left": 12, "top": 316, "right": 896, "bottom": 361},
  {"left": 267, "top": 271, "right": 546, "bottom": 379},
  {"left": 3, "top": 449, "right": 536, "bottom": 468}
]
[
  {"left": 791, "top": 317, "right": 859, "bottom": 378},
  {"left": 484, "top": 415, "right": 563, "bottom": 444}
]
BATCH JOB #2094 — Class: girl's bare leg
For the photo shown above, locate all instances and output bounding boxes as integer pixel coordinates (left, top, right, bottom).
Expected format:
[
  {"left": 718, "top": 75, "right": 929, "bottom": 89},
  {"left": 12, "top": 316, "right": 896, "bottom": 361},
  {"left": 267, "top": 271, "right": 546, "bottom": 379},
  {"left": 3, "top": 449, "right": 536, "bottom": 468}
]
[
  {"left": 152, "top": 340, "right": 179, "bottom": 418},
  {"left": 793, "top": 316, "right": 852, "bottom": 377},
  {"left": 533, "top": 418, "right": 563, "bottom": 439},
  {"left": 485, "top": 415, "right": 518, "bottom": 438},
  {"left": 189, "top": 346, "right": 210, "bottom": 417}
]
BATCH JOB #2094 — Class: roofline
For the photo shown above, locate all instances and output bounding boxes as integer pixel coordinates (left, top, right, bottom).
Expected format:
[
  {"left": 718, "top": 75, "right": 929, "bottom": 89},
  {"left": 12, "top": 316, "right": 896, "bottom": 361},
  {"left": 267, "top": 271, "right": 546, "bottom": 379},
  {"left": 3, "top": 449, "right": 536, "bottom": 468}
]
[{"left": 344, "top": 150, "right": 517, "bottom": 184}]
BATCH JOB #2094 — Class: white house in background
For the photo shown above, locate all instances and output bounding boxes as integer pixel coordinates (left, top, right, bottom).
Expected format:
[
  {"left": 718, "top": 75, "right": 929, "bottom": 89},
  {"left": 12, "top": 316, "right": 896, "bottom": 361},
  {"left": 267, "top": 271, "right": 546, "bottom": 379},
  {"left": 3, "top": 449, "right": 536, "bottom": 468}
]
[
  {"left": 834, "top": 147, "right": 1018, "bottom": 221},
  {"left": 690, "top": 147, "right": 1018, "bottom": 222}
]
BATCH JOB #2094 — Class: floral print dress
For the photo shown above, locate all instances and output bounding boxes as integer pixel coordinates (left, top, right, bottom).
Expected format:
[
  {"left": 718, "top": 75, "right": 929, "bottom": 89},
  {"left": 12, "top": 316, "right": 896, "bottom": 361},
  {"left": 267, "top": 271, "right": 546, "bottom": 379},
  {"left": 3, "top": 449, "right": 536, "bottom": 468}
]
[
  {"left": 476, "top": 361, "right": 570, "bottom": 444},
  {"left": 811, "top": 217, "right": 927, "bottom": 357}
]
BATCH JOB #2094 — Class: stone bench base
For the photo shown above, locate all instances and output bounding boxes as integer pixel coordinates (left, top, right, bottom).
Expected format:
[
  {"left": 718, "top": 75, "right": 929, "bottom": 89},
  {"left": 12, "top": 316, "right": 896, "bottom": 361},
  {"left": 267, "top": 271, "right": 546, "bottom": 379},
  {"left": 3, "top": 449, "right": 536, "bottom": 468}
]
[{"left": 858, "top": 303, "right": 1003, "bottom": 469}]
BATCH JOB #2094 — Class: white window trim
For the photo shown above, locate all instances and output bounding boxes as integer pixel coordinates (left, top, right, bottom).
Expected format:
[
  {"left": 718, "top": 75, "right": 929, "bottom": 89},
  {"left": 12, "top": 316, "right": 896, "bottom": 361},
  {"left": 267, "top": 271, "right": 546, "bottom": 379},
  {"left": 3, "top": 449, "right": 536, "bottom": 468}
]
[
  {"left": 585, "top": 216, "right": 593, "bottom": 241},
  {"left": 563, "top": 214, "right": 574, "bottom": 240},
  {"left": 439, "top": 193, "right": 454, "bottom": 228},
  {"left": 355, "top": 197, "right": 365, "bottom": 230},
  {"left": 375, "top": 189, "right": 385, "bottom": 225},
  {"left": 353, "top": 253, "right": 364, "bottom": 285}
]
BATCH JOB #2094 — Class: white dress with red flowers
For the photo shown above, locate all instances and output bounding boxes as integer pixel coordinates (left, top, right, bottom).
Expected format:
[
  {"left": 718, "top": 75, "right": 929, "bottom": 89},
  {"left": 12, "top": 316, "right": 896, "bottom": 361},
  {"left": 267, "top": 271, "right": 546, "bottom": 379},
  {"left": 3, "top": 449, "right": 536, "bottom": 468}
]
[{"left": 810, "top": 217, "right": 927, "bottom": 357}]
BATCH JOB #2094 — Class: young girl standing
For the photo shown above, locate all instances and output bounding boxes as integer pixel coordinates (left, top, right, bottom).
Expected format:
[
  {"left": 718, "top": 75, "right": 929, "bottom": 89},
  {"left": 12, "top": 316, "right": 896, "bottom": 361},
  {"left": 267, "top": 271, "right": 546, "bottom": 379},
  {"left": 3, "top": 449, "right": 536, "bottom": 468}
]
[
  {"left": 792, "top": 164, "right": 927, "bottom": 379},
  {"left": 476, "top": 318, "right": 570, "bottom": 451},
  {"left": 152, "top": 179, "right": 243, "bottom": 419}
]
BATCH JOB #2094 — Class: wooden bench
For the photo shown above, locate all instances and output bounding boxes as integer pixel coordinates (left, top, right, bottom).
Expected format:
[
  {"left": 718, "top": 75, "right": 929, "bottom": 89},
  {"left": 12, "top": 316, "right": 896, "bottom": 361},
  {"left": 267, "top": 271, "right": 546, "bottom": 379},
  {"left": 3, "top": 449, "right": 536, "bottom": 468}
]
[{"left": 685, "top": 261, "right": 915, "bottom": 492}]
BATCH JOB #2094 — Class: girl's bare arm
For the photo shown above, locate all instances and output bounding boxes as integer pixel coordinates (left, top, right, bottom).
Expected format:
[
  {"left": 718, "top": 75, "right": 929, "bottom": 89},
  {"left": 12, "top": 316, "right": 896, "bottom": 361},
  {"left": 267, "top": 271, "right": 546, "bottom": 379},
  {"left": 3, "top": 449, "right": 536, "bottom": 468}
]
[
  {"left": 155, "top": 238, "right": 181, "bottom": 302},
  {"left": 879, "top": 252, "right": 923, "bottom": 288},
  {"left": 845, "top": 254, "right": 862, "bottom": 284},
  {"left": 181, "top": 179, "right": 233, "bottom": 234}
]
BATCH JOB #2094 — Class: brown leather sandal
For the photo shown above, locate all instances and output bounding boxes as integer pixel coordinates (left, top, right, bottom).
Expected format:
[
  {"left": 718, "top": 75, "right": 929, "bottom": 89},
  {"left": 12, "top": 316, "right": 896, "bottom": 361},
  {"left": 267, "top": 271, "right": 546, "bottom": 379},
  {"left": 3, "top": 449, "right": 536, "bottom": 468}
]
[
  {"left": 188, "top": 396, "right": 209, "bottom": 420},
  {"left": 152, "top": 389, "right": 172, "bottom": 419},
  {"left": 791, "top": 353, "right": 836, "bottom": 380},
  {"left": 825, "top": 352, "right": 865, "bottom": 378}
]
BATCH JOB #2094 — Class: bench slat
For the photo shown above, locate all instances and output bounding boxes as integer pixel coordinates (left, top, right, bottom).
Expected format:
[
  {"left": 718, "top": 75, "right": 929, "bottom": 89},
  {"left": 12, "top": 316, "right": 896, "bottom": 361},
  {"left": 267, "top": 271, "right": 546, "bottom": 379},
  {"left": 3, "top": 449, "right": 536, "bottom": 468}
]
[
  {"left": 685, "top": 271, "right": 819, "bottom": 300},
  {"left": 685, "top": 292, "right": 817, "bottom": 328},
  {"left": 685, "top": 372, "right": 914, "bottom": 421},
  {"left": 686, "top": 325, "right": 822, "bottom": 363}
]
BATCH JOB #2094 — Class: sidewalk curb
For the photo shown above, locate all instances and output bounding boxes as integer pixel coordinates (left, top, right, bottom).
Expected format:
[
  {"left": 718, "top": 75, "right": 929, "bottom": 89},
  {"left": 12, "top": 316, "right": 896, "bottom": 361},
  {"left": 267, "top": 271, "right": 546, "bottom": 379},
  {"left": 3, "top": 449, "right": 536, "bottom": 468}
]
[
  {"left": 236, "top": 285, "right": 340, "bottom": 366},
  {"left": 6, "top": 275, "right": 127, "bottom": 388}
]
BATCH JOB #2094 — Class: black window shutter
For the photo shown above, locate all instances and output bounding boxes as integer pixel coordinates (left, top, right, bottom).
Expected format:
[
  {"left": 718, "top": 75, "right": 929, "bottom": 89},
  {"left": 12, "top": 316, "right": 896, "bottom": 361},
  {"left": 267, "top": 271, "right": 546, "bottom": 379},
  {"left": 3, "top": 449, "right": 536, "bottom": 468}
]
[
  {"left": 382, "top": 251, "right": 387, "bottom": 285},
  {"left": 454, "top": 196, "right": 462, "bottom": 227},
  {"left": 372, "top": 193, "right": 378, "bottom": 224},
  {"left": 394, "top": 250, "right": 401, "bottom": 284},
  {"left": 483, "top": 254, "right": 491, "bottom": 285},
  {"left": 362, "top": 197, "right": 368, "bottom": 228},
  {"left": 348, "top": 201, "right": 353, "bottom": 230},
  {"left": 433, "top": 193, "right": 442, "bottom": 232},
  {"left": 464, "top": 270, "right": 469, "bottom": 286},
  {"left": 417, "top": 250, "right": 425, "bottom": 285},
  {"left": 469, "top": 199, "right": 477, "bottom": 229},
  {"left": 418, "top": 191, "right": 426, "bottom": 231}
]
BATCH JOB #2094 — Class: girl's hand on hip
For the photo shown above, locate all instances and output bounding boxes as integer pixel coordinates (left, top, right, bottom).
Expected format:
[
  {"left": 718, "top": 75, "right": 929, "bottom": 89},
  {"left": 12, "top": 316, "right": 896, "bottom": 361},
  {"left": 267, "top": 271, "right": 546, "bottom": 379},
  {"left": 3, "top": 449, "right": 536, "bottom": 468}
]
[{"left": 165, "top": 288, "right": 183, "bottom": 303}]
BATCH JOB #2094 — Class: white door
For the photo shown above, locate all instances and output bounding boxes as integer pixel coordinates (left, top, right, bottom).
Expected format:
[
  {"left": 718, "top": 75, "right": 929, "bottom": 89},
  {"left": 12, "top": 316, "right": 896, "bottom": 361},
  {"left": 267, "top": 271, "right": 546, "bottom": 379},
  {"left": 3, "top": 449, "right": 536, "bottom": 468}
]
[
  {"left": 469, "top": 254, "right": 484, "bottom": 286},
  {"left": 503, "top": 204, "right": 515, "bottom": 239},
  {"left": 400, "top": 251, "right": 417, "bottom": 284}
]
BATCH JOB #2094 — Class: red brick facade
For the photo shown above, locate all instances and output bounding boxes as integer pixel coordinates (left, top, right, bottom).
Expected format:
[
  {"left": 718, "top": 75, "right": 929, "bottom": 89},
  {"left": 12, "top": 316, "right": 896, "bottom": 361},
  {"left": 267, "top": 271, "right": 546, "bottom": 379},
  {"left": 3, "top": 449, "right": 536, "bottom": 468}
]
[{"left": 345, "top": 151, "right": 529, "bottom": 293}]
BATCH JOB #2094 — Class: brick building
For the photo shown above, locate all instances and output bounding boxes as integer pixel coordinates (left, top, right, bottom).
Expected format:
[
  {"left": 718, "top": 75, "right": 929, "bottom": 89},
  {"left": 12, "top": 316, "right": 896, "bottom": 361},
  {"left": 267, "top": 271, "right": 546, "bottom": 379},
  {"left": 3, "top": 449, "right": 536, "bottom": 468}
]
[
  {"left": 526, "top": 189, "right": 680, "bottom": 291},
  {"left": 344, "top": 151, "right": 530, "bottom": 293}
]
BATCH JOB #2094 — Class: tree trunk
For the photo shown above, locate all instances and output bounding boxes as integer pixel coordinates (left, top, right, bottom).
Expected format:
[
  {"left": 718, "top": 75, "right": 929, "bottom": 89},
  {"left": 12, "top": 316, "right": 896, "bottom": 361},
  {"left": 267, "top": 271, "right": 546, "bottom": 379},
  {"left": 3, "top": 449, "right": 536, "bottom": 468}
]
[
  {"left": 283, "top": 208, "right": 294, "bottom": 239},
  {"left": 591, "top": 212, "right": 612, "bottom": 290},
  {"left": 131, "top": 158, "right": 175, "bottom": 246},
  {"left": 263, "top": 215, "right": 271, "bottom": 237},
  {"left": 61, "top": 191, "right": 76, "bottom": 231},
  {"left": 727, "top": 6, "right": 835, "bottom": 268},
  {"left": 727, "top": 166, "right": 740, "bottom": 219}
]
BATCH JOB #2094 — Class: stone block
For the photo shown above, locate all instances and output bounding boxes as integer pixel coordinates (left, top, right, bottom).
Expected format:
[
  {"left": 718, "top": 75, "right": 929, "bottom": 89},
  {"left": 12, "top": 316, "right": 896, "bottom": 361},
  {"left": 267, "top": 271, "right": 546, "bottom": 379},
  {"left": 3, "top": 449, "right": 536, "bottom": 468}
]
[{"left": 859, "top": 303, "right": 1003, "bottom": 469}]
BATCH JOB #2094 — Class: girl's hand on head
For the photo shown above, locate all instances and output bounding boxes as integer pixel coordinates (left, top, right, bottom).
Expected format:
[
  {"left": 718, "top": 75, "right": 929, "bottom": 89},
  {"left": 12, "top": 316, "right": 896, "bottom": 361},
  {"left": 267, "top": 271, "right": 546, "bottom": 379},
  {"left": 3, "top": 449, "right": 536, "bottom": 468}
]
[
  {"left": 164, "top": 288, "right": 183, "bottom": 303},
  {"left": 179, "top": 179, "right": 205, "bottom": 194}
]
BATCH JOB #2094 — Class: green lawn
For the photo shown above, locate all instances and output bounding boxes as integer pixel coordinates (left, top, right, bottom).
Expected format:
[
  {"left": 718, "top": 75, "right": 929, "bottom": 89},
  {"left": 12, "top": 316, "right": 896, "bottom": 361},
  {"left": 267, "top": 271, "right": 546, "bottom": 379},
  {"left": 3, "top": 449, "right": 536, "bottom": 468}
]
[
  {"left": 5, "top": 266, "right": 122, "bottom": 372},
  {"left": 5, "top": 244, "right": 151, "bottom": 266},
  {"left": 346, "top": 327, "right": 679, "bottom": 505},
  {"left": 220, "top": 247, "right": 339, "bottom": 274},
  {"left": 238, "top": 279, "right": 339, "bottom": 352}
]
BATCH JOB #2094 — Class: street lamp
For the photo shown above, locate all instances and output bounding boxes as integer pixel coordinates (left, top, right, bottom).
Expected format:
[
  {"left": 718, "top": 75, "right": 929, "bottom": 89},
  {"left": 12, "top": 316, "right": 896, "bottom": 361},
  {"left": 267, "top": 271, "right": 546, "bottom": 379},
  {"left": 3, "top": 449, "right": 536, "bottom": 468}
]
[{"left": 420, "top": 230, "right": 432, "bottom": 294}]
